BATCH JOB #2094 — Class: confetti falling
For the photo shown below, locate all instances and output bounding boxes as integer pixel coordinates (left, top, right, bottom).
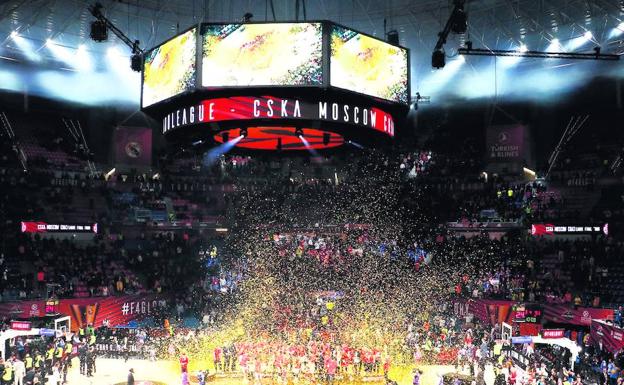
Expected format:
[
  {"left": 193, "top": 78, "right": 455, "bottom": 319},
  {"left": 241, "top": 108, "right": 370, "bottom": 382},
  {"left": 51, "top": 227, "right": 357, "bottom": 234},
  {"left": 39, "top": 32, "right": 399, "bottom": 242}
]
[{"left": 167, "top": 149, "right": 510, "bottom": 378}]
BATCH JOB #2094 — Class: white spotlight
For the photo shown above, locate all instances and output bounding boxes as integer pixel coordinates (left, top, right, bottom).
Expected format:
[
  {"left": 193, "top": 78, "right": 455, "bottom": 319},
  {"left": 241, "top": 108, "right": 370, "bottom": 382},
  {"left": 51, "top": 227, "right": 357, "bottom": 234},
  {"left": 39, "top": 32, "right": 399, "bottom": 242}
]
[
  {"left": 104, "top": 168, "right": 116, "bottom": 180},
  {"left": 609, "top": 22, "right": 624, "bottom": 38},
  {"left": 500, "top": 44, "right": 526, "bottom": 67},
  {"left": 75, "top": 44, "right": 92, "bottom": 71},
  {"left": 11, "top": 33, "right": 41, "bottom": 61},
  {"left": 566, "top": 31, "right": 593, "bottom": 51},
  {"left": 547, "top": 38, "right": 562, "bottom": 52}
]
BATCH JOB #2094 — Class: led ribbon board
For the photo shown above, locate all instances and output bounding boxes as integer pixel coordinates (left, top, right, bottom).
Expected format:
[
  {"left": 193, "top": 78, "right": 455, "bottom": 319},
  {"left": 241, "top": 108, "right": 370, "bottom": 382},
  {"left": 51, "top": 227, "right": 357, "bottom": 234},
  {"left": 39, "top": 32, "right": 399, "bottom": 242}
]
[{"left": 162, "top": 96, "right": 395, "bottom": 137}]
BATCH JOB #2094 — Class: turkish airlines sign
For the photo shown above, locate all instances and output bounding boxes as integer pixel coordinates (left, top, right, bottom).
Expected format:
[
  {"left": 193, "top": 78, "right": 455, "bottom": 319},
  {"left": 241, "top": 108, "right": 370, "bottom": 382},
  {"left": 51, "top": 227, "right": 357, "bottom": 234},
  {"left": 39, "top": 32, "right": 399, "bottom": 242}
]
[{"left": 162, "top": 96, "right": 395, "bottom": 137}]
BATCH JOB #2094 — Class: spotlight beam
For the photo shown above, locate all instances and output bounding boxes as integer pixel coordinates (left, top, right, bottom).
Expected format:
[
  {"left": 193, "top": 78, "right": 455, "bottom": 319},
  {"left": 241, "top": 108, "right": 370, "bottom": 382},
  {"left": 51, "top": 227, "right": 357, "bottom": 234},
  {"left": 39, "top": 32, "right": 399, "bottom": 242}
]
[
  {"left": 457, "top": 47, "right": 619, "bottom": 61},
  {"left": 203, "top": 135, "right": 243, "bottom": 166},
  {"left": 299, "top": 135, "right": 320, "bottom": 157}
]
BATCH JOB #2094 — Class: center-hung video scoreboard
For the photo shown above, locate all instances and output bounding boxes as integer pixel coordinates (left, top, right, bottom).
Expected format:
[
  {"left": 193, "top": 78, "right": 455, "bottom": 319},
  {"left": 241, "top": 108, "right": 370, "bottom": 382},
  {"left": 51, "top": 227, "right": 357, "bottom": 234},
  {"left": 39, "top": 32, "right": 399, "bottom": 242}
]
[{"left": 141, "top": 22, "right": 410, "bottom": 108}]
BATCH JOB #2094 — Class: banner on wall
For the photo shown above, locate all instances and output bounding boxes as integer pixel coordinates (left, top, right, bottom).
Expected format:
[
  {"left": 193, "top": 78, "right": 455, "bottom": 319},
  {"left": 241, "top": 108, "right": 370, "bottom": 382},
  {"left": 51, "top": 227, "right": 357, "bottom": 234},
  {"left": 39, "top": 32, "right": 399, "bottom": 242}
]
[
  {"left": 452, "top": 298, "right": 613, "bottom": 327},
  {"left": 0, "top": 294, "right": 167, "bottom": 331},
  {"left": 486, "top": 125, "right": 525, "bottom": 162},
  {"left": 531, "top": 223, "right": 609, "bottom": 236},
  {"left": 113, "top": 126, "right": 153, "bottom": 167},
  {"left": 591, "top": 320, "right": 624, "bottom": 353},
  {"left": 542, "top": 329, "right": 565, "bottom": 339},
  {"left": 451, "top": 298, "right": 516, "bottom": 325},
  {"left": 543, "top": 304, "right": 613, "bottom": 326},
  {"left": 21, "top": 222, "right": 98, "bottom": 234}
]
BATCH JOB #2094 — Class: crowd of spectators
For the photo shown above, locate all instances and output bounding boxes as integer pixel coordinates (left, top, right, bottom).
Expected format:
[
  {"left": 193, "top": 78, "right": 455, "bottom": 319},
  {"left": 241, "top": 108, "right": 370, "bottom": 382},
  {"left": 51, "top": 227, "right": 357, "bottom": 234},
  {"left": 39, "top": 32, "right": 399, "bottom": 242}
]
[
  {"left": 3, "top": 119, "right": 624, "bottom": 385},
  {"left": 0, "top": 140, "right": 622, "bottom": 307}
]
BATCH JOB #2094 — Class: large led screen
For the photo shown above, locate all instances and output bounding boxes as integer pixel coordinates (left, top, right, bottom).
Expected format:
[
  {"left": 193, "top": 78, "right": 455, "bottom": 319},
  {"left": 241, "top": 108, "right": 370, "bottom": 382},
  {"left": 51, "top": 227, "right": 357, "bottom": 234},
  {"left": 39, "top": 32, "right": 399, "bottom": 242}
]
[
  {"left": 201, "top": 23, "right": 322, "bottom": 87},
  {"left": 330, "top": 26, "right": 409, "bottom": 104},
  {"left": 142, "top": 28, "right": 197, "bottom": 107}
]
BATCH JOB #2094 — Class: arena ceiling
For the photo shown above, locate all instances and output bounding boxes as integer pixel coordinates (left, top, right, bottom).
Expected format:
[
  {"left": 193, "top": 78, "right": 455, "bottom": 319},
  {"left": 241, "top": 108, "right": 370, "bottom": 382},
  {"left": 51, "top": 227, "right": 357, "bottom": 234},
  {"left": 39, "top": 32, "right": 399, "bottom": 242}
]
[
  {"left": 0, "top": 0, "right": 623, "bottom": 105},
  {"left": 2, "top": 0, "right": 623, "bottom": 53}
]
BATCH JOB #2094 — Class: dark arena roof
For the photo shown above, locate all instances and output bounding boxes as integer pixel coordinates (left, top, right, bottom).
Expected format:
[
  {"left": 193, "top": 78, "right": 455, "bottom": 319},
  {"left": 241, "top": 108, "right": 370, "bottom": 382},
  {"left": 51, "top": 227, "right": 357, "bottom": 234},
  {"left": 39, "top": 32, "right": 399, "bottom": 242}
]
[{"left": 1, "top": 1, "right": 624, "bottom": 384}]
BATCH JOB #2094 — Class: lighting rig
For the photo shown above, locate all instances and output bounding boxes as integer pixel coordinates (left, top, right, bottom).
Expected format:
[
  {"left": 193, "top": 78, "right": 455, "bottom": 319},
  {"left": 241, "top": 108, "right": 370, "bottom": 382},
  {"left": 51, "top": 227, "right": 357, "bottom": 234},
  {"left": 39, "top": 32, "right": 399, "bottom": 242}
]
[
  {"left": 432, "top": 1, "right": 619, "bottom": 67},
  {"left": 458, "top": 44, "right": 619, "bottom": 61},
  {"left": 88, "top": 2, "right": 144, "bottom": 71},
  {"left": 432, "top": 0, "right": 467, "bottom": 68}
]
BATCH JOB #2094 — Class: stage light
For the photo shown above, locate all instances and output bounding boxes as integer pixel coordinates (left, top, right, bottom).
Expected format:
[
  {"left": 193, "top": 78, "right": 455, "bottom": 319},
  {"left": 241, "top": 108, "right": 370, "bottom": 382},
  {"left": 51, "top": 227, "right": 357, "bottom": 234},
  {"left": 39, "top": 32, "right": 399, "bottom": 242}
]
[
  {"left": 240, "top": 128, "right": 248, "bottom": 138},
  {"left": 593, "top": 47, "right": 601, "bottom": 57},
  {"left": 90, "top": 20, "right": 108, "bottom": 42},
  {"left": 566, "top": 31, "right": 593, "bottom": 51},
  {"left": 10, "top": 32, "right": 41, "bottom": 62},
  {"left": 295, "top": 127, "right": 303, "bottom": 137},
  {"left": 609, "top": 22, "right": 624, "bottom": 38},
  {"left": 432, "top": 49, "right": 445, "bottom": 69},
  {"left": 222, "top": 132, "right": 229, "bottom": 143},
  {"left": 130, "top": 53, "right": 142, "bottom": 72},
  {"left": 277, "top": 137, "right": 282, "bottom": 151},
  {"left": 386, "top": 30, "right": 399, "bottom": 45},
  {"left": 547, "top": 38, "right": 562, "bottom": 52},
  {"left": 523, "top": 167, "right": 536, "bottom": 178},
  {"left": 499, "top": 44, "right": 527, "bottom": 67},
  {"left": 104, "top": 167, "right": 116, "bottom": 180},
  {"left": 323, "top": 133, "right": 330, "bottom": 146}
]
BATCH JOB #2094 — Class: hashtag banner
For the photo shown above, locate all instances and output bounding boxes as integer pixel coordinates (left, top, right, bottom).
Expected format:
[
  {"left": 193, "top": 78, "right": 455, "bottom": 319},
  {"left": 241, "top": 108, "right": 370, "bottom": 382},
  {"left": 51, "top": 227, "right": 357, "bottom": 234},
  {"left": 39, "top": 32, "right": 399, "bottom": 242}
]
[{"left": 0, "top": 294, "right": 168, "bottom": 331}]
